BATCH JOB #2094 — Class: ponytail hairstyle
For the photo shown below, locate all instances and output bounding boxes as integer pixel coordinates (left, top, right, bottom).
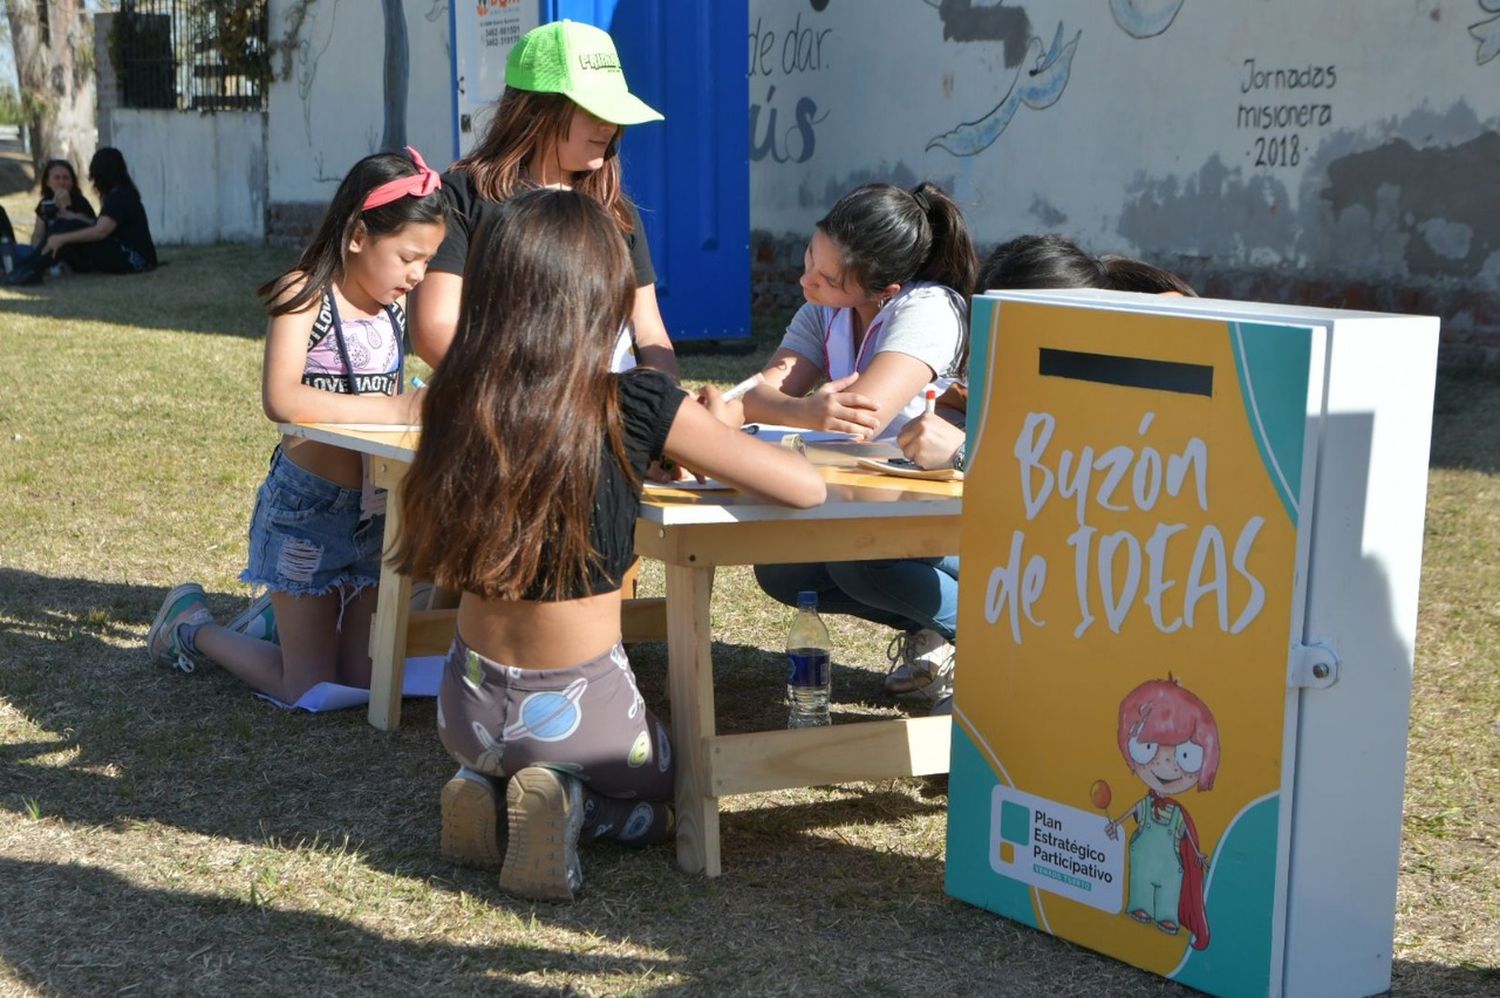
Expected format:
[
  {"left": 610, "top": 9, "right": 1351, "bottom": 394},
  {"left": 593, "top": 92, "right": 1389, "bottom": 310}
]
[
  {"left": 817, "top": 181, "right": 978, "bottom": 299},
  {"left": 391, "top": 189, "right": 637, "bottom": 600},
  {"left": 257, "top": 150, "right": 448, "bottom": 317},
  {"left": 87, "top": 147, "right": 138, "bottom": 197},
  {"left": 453, "top": 87, "right": 634, "bottom": 234},
  {"left": 1102, "top": 255, "right": 1198, "bottom": 296}
]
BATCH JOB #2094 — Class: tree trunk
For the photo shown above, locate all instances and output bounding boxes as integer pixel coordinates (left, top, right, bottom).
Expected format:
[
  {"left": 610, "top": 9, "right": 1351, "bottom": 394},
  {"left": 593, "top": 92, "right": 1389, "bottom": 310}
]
[
  {"left": 5, "top": 0, "right": 97, "bottom": 176},
  {"left": 379, "top": 0, "right": 409, "bottom": 153}
]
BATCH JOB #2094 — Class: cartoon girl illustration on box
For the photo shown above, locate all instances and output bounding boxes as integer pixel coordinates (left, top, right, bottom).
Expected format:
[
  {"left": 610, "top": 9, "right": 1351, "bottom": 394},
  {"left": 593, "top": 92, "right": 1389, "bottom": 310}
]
[{"left": 1105, "top": 675, "right": 1218, "bottom": 950}]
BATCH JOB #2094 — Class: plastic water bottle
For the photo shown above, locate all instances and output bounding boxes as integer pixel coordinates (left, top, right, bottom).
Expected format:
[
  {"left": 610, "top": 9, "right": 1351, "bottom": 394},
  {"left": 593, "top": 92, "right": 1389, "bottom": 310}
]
[{"left": 786, "top": 590, "right": 832, "bottom": 728}]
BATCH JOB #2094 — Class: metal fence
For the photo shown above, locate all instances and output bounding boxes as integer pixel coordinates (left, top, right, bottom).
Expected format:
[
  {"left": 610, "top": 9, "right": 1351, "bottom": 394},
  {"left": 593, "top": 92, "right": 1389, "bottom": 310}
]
[{"left": 112, "top": 0, "right": 269, "bottom": 112}]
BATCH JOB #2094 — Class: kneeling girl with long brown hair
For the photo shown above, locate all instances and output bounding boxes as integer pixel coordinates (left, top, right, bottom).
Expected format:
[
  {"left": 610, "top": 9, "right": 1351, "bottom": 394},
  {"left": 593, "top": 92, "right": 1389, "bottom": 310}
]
[{"left": 393, "top": 189, "right": 826, "bottom": 901}]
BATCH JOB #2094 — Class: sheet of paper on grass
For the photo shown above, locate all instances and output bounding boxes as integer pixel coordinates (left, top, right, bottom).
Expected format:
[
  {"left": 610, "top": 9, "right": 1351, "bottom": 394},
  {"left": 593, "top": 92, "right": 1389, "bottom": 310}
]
[{"left": 256, "top": 655, "right": 443, "bottom": 712}]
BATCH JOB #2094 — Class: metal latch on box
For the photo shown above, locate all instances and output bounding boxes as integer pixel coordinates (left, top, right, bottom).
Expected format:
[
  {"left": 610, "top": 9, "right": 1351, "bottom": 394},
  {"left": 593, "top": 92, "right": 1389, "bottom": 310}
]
[{"left": 1288, "top": 641, "right": 1340, "bottom": 690}]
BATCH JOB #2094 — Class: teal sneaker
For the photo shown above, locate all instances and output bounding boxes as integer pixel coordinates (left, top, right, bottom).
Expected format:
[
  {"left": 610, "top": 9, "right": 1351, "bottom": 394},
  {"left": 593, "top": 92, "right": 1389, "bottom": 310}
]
[
  {"left": 145, "top": 582, "right": 214, "bottom": 673},
  {"left": 226, "top": 592, "right": 278, "bottom": 645}
]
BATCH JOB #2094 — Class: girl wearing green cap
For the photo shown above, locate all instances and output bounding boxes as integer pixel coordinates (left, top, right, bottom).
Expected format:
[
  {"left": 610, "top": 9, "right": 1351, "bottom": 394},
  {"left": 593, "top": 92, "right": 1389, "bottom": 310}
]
[{"left": 411, "top": 20, "right": 676, "bottom": 379}]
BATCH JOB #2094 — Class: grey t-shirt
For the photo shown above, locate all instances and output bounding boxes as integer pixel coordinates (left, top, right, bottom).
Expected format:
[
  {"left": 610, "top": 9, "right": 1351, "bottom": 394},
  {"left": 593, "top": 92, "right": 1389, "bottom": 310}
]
[
  {"left": 776, "top": 281, "right": 967, "bottom": 439},
  {"left": 778, "top": 281, "right": 965, "bottom": 382}
]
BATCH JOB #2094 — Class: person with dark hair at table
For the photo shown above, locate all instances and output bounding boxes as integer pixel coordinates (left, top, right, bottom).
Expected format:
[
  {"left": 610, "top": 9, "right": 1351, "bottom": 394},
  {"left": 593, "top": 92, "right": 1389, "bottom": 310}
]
[{"left": 5, "top": 147, "right": 156, "bottom": 285}]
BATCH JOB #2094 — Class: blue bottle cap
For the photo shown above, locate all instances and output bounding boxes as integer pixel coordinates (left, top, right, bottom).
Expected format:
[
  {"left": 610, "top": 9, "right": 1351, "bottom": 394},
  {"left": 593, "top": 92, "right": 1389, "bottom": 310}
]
[{"left": 796, "top": 590, "right": 818, "bottom": 610}]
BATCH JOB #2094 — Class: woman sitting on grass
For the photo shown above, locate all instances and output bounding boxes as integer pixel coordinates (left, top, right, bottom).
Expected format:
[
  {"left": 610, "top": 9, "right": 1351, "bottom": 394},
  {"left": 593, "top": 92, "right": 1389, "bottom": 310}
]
[
  {"left": 6, "top": 148, "right": 155, "bottom": 285},
  {"left": 393, "top": 189, "right": 825, "bottom": 902},
  {"left": 145, "top": 149, "right": 447, "bottom": 703}
]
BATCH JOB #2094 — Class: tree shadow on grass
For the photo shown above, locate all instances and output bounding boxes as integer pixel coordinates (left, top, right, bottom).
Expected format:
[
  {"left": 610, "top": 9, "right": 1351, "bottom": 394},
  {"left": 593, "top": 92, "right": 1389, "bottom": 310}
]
[
  {"left": 626, "top": 635, "right": 935, "bottom": 737},
  {"left": 1429, "top": 368, "right": 1500, "bottom": 474},
  {"left": 1391, "top": 959, "right": 1500, "bottom": 995},
  {"left": 0, "top": 243, "right": 295, "bottom": 339},
  {"left": 0, "top": 856, "right": 679, "bottom": 995},
  {"left": 0, "top": 566, "right": 940, "bottom": 869}
]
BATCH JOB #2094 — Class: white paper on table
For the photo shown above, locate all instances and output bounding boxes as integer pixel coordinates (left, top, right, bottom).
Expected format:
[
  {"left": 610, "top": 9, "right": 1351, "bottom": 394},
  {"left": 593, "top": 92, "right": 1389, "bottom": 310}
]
[
  {"left": 739, "top": 424, "right": 857, "bottom": 445},
  {"left": 643, "top": 477, "right": 733, "bottom": 491},
  {"left": 255, "top": 655, "right": 444, "bottom": 713}
]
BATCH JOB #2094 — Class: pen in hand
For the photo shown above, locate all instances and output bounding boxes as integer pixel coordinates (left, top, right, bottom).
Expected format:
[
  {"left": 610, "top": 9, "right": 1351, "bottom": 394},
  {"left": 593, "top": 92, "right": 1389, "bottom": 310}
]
[
  {"left": 924, "top": 388, "right": 937, "bottom": 415},
  {"left": 719, "top": 372, "right": 764, "bottom": 403}
]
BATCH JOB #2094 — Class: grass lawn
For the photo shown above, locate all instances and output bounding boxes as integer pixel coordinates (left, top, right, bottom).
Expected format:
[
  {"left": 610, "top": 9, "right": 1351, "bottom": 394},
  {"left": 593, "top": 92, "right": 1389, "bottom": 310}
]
[{"left": 1, "top": 179, "right": 1496, "bottom": 993}]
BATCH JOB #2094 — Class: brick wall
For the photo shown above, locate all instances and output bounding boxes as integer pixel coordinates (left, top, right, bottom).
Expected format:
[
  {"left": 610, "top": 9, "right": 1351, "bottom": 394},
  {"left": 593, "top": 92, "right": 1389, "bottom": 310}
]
[{"left": 266, "top": 202, "right": 326, "bottom": 249}]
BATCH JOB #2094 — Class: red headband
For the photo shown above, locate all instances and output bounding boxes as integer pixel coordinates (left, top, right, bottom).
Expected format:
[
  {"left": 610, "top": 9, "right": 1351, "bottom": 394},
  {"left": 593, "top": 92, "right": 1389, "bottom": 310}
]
[{"left": 361, "top": 146, "right": 441, "bottom": 211}]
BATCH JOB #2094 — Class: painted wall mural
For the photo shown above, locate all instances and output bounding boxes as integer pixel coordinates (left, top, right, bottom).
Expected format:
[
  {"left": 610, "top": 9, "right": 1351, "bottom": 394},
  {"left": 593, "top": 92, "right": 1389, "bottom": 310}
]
[
  {"left": 1472, "top": 0, "right": 1500, "bottom": 63},
  {"left": 923, "top": 0, "right": 1188, "bottom": 157},
  {"left": 750, "top": 0, "right": 1500, "bottom": 336},
  {"left": 926, "top": 19, "right": 1079, "bottom": 157},
  {"left": 748, "top": 9, "right": 833, "bottom": 163},
  {"left": 268, "top": 0, "right": 452, "bottom": 203},
  {"left": 1109, "top": 0, "right": 1185, "bottom": 39}
]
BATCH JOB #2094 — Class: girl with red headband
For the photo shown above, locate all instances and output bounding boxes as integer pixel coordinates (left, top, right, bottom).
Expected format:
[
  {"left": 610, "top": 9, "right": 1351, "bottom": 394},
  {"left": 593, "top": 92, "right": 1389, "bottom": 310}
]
[{"left": 146, "top": 149, "right": 448, "bottom": 703}]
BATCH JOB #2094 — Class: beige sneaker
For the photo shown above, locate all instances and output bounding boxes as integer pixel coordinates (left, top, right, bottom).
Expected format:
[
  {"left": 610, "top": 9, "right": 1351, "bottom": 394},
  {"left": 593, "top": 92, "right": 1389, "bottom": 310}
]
[
  {"left": 883, "top": 628, "right": 956, "bottom": 703},
  {"left": 499, "top": 766, "right": 584, "bottom": 902},
  {"left": 440, "top": 768, "right": 505, "bottom": 869}
]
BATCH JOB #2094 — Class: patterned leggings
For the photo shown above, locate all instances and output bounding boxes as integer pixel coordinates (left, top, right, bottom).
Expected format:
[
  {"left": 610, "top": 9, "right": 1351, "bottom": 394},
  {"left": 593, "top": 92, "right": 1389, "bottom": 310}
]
[{"left": 437, "top": 633, "right": 674, "bottom": 845}]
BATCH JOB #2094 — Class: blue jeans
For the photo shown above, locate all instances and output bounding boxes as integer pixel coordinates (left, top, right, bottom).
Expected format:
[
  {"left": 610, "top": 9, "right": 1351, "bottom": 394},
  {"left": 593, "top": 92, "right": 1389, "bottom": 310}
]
[
  {"left": 754, "top": 557, "right": 960, "bottom": 639},
  {"left": 242, "top": 447, "right": 384, "bottom": 596}
]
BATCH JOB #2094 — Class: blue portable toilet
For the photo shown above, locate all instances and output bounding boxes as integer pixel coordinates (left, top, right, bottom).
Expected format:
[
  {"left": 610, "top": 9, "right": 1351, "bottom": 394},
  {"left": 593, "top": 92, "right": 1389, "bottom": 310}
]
[{"left": 452, "top": 0, "right": 751, "bottom": 346}]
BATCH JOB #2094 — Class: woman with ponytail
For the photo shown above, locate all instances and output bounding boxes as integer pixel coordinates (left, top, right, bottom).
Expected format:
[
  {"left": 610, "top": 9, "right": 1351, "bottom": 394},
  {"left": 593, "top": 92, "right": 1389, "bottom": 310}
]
[
  {"left": 726, "top": 181, "right": 976, "bottom": 442},
  {"left": 732, "top": 181, "right": 977, "bottom": 709}
]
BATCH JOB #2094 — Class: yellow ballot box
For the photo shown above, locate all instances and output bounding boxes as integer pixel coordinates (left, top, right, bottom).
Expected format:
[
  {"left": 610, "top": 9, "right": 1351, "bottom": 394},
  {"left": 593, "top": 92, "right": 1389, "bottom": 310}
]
[{"left": 945, "top": 290, "right": 1438, "bottom": 998}]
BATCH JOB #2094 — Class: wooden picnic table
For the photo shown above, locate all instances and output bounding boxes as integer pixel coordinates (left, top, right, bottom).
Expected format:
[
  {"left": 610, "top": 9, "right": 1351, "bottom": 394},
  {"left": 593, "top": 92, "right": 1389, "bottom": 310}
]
[{"left": 279, "top": 421, "right": 962, "bottom": 875}]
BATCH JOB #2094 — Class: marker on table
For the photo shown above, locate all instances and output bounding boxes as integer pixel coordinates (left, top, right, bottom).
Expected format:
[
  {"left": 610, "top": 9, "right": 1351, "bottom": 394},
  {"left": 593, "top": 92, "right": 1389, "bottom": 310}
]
[
  {"left": 720, "top": 372, "right": 764, "bottom": 403},
  {"left": 925, "top": 388, "right": 937, "bottom": 415}
]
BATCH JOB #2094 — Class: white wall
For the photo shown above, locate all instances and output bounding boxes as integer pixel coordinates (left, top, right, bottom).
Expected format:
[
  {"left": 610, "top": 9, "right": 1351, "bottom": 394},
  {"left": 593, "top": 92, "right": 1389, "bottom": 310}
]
[
  {"left": 267, "top": 0, "right": 454, "bottom": 205},
  {"left": 748, "top": 0, "right": 1500, "bottom": 285},
  {"left": 111, "top": 109, "right": 266, "bottom": 244}
]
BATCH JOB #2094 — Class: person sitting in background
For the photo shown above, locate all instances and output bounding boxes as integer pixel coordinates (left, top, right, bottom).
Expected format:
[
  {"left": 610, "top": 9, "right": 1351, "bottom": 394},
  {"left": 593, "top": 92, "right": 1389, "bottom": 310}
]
[
  {"left": 32, "top": 157, "right": 97, "bottom": 246},
  {"left": 893, "top": 236, "right": 1196, "bottom": 713},
  {"left": 1099, "top": 254, "right": 1198, "bottom": 296},
  {"left": 5, "top": 147, "right": 156, "bottom": 285},
  {"left": 0, "top": 158, "right": 95, "bottom": 278},
  {"left": 899, "top": 235, "right": 1198, "bottom": 473}
]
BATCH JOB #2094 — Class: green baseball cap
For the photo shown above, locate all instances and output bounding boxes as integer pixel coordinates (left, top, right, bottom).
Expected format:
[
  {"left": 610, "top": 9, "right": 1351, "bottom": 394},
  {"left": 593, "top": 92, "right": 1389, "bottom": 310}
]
[{"left": 505, "top": 20, "right": 664, "bottom": 126}]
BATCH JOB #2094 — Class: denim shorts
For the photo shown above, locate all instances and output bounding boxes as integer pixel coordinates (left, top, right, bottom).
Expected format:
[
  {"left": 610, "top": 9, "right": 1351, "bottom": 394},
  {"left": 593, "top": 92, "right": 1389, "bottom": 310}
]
[{"left": 241, "top": 447, "right": 385, "bottom": 597}]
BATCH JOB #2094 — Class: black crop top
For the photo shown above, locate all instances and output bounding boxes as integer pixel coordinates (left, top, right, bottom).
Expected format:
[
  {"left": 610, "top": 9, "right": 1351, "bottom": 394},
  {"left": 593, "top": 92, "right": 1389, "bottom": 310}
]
[{"left": 522, "top": 368, "right": 685, "bottom": 601}]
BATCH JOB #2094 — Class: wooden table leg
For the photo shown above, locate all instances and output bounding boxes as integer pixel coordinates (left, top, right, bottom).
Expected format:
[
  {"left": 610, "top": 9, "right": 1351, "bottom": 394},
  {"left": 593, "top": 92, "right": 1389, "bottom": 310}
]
[
  {"left": 665, "top": 562, "right": 720, "bottom": 876},
  {"left": 367, "top": 488, "right": 412, "bottom": 731}
]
